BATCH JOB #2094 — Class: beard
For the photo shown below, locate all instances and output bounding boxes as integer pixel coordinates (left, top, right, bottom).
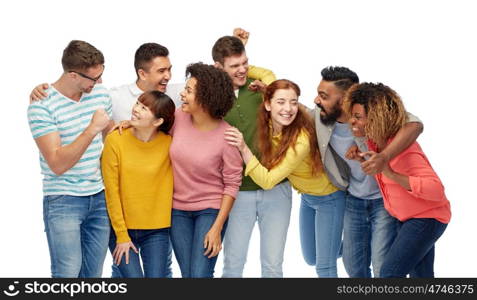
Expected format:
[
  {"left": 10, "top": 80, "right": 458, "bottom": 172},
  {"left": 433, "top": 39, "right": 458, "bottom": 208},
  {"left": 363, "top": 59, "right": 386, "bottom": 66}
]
[{"left": 317, "top": 103, "right": 342, "bottom": 126}]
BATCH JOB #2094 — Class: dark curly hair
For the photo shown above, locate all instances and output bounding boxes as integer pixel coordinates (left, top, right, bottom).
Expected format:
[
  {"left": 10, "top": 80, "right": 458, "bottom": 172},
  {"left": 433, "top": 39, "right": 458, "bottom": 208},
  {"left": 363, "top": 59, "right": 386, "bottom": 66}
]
[
  {"left": 185, "top": 62, "right": 235, "bottom": 119},
  {"left": 321, "top": 66, "right": 359, "bottom": 91},
  {"left": 138, "top": 90, "right": 175, "bottom": 133}
]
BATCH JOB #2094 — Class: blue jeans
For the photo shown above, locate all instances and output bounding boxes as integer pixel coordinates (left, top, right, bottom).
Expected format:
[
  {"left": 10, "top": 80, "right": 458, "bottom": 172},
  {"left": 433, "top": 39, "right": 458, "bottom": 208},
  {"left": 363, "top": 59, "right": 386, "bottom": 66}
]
[
  {"left": 222, "top": 181, "right": 292, "bottom": 277},
  {"left": 108, "top": 228, "right": 172, "bottom": 278},
  {"left": 43, "top": 191, "right": 110, "bottom": 278},
  {"left": 342, "top": 195, "right": 398, "bottom": 277},
  {"left": 170, "top": 208, "right": 226, "bottom": 278},
  {"left": 299, "top": 190, "right": 346, "bottom": 277},
  {"left": 380, "top": 218, "right": 447, "bottom": 278}
]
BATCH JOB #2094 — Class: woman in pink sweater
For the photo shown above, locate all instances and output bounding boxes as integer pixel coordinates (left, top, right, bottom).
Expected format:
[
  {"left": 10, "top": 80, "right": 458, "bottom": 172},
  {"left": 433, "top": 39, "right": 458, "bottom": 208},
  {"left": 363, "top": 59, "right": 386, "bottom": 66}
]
[
  {"left": 344, "top": 82, "right": 451, "bottom": 278},
  {"left": 169, "top": 63, "right": 243, "bottom": 277}
]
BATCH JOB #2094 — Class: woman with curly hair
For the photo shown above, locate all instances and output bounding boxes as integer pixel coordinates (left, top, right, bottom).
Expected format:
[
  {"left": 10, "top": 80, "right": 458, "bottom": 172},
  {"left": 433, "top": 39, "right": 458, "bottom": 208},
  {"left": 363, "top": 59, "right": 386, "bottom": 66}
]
[
  {"left": 225, "top": 79, "right": 345, "bottom": 277},
  {"left": 169, "top": 62, "right": 243, "bottom": 278},
  {"left": 344, "top": 82, "right": 451, "bottom": 278}
]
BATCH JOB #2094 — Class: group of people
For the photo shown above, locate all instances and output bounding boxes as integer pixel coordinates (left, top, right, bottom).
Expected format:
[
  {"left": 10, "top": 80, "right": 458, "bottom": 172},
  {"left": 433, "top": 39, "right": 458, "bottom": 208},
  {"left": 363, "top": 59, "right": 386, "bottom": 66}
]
[{"left": 27, "top": 28, "right": 451, "bottom": 279}]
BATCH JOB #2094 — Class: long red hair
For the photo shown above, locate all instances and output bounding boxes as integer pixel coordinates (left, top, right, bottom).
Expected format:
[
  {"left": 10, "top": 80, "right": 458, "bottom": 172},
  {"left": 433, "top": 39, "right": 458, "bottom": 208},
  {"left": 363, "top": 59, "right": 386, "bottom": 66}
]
[{"left": 256, "top": 79, "right": 322, "bottom": 174}]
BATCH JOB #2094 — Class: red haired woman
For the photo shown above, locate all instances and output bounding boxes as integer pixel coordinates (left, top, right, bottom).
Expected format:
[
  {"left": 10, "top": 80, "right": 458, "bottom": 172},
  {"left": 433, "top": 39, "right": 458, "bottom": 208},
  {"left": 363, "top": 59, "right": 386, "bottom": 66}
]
[{"left": 225, "top": 79, "right": 345, "bottom": 277}]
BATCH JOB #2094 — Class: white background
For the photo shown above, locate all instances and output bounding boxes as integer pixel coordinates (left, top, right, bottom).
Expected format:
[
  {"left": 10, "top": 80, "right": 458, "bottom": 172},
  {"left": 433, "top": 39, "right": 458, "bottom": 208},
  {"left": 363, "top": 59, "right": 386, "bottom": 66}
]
[{"left": 1, "top": 0, "right": 476, "bottom": 277}]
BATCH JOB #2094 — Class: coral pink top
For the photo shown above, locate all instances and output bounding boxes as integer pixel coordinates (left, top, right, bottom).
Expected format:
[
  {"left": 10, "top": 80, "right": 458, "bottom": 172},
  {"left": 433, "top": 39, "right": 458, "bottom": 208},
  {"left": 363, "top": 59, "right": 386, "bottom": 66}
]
[{"left": 369, "top": 140, "right": 451, "bottom": 224}]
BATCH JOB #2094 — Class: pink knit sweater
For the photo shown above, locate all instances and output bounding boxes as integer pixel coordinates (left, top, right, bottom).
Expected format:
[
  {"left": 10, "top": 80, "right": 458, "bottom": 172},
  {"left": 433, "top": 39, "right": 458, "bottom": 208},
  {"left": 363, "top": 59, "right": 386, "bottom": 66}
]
[{"left": 169, "top": 109, "right": 243, "bottom": 211}]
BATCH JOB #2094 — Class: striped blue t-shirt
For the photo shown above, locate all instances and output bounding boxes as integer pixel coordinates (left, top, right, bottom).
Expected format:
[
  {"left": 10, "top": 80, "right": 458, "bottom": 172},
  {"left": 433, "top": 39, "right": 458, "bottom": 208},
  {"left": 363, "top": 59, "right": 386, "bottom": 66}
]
[{"left": 27, "top": 84, "right": 112, "bottom": 196}]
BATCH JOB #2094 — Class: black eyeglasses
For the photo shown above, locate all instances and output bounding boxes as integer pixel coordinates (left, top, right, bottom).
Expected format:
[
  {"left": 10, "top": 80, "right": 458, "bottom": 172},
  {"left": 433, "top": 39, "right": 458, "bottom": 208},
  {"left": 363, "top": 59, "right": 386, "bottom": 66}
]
[{"left": 70, "top": 66, "right": 105, "bottom": 83}]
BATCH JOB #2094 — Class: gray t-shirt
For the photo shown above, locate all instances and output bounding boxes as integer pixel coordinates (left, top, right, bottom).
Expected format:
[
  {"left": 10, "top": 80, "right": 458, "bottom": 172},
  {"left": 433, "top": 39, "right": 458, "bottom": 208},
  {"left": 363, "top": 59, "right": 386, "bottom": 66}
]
[{"left": 329, "top": 122, "right": 381, "bottom": 200}]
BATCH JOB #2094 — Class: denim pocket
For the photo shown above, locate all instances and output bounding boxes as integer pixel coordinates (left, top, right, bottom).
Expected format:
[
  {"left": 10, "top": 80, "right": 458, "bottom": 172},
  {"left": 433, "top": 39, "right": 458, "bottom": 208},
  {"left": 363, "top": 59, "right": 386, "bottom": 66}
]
[
  {"left": 43, "top": 195, "right": 66, "bottom": 232},
  {"left": 46, "top": 194, "right": 66, "bottom": 203}
]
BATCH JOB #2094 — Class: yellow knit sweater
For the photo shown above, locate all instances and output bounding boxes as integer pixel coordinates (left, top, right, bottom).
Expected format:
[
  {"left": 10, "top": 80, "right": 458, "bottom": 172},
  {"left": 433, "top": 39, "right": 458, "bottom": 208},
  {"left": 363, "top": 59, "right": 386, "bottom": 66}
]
[{"left": 101, "top": 129, "right": 173, "bottom": 243}]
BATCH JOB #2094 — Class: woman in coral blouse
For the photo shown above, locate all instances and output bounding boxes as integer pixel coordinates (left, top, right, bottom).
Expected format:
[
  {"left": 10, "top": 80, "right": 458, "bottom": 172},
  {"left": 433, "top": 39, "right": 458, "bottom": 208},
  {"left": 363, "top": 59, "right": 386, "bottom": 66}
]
[{"left": 344, "top": 82, "right": 451, "bottom": 278}]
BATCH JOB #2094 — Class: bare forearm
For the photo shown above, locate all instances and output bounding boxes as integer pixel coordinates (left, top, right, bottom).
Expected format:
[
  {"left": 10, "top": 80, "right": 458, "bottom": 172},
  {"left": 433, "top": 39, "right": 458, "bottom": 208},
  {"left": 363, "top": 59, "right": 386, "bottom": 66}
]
[
  {"left": 47, "top": 127, "right": 97, "bottom": 175},
  {"left": 210, "top": 194, "right": 235, "bottom": 231},
  {"left": 382, "top": 122, "right": 423, "bottom": 160},
  {"left": 239, "top": 144, "right": 254, "bottom": 164}
]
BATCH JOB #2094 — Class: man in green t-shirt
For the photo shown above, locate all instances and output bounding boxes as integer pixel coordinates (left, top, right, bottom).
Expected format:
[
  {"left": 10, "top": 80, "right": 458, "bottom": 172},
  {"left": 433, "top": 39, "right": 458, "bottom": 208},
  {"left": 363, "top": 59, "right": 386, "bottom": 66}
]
[{"left": 212, "top": 34, "right": 292, "bottom": 278}]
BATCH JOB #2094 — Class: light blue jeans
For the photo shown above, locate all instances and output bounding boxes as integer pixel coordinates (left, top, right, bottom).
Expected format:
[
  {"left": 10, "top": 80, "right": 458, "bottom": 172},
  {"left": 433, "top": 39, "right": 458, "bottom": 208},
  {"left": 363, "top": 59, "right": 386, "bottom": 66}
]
[
  {"left": 299, "top": 190, "right": 346, "bottom": 277},
  {"left": 342, "top": 194, "right": 398, "bottom": 277},
  {"left": 222, "top": 181, "right": 292, "bottom": 278},
  {"left": 43, "top": 191, "right": 110, "bottom": 278}
]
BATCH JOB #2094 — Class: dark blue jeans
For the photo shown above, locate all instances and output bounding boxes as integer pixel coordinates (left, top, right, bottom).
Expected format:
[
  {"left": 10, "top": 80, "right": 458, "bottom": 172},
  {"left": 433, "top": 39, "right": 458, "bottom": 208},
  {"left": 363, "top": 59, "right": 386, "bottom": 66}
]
[
  {"left": 170, "top": 208, "right": 227, "bottom": 278},
  {"left": 109, "top": 228, "right": 172, "bottom": 278},
  {"left": 380, "top": 218, "right": 447, "bottom": 278}
]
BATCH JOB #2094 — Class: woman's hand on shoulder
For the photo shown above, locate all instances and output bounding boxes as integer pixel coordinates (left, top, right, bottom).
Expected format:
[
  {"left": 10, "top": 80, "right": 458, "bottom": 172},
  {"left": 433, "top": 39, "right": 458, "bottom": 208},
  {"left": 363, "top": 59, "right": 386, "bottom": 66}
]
[
  {"left": 224, "top": 127, "right": 246, "bottom": 152},
  {"left": 108, "top": 120, "right": 132, "bottom": 135}
]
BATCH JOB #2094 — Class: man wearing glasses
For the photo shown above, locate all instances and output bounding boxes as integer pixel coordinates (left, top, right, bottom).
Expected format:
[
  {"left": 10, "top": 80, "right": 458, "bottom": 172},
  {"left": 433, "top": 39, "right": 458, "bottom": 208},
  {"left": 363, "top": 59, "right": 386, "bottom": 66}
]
[
  {"left": 30, "top": 31, "right": 272, "bottom": 123},
  {"left": 27, "top": 40, "right": 114, "bottom": 278},
  {"left": 29, "top": 42, "right": 182, "bottom": 122}
]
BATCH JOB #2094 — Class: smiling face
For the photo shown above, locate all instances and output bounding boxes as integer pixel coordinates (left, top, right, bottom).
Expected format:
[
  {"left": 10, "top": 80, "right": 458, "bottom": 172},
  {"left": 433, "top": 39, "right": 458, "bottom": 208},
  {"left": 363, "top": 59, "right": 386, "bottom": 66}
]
[
  {"left": 313, "top": 80, "right": 344, "bottom": 125},
  {"left": 138, "top": 56, "right": 172, "bottom": 93},
  {"left": 130, "top": 100, "right": 161, "bottom": 130},
  {"left": 349, "top": 103, "right": 367, "bottom": 137},
  {"left": 216, "top": 52, "right": 248, "bottom": 89},
  {"left": 265, "top": 88, "right": 299, "bottom": 134},
  {"left": 179, "top": 77, "right": 200, "bottom": 114}
]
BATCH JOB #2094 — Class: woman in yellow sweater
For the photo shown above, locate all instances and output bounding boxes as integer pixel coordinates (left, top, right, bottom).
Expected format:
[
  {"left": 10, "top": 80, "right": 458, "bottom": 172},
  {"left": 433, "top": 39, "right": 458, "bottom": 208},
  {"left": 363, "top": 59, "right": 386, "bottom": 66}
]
[
  {"left": 225, "top": 79, "right": 346, "bottom": 277},
  {"left": 101, "top": 90, "right": 175, "bottom": 277}
]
